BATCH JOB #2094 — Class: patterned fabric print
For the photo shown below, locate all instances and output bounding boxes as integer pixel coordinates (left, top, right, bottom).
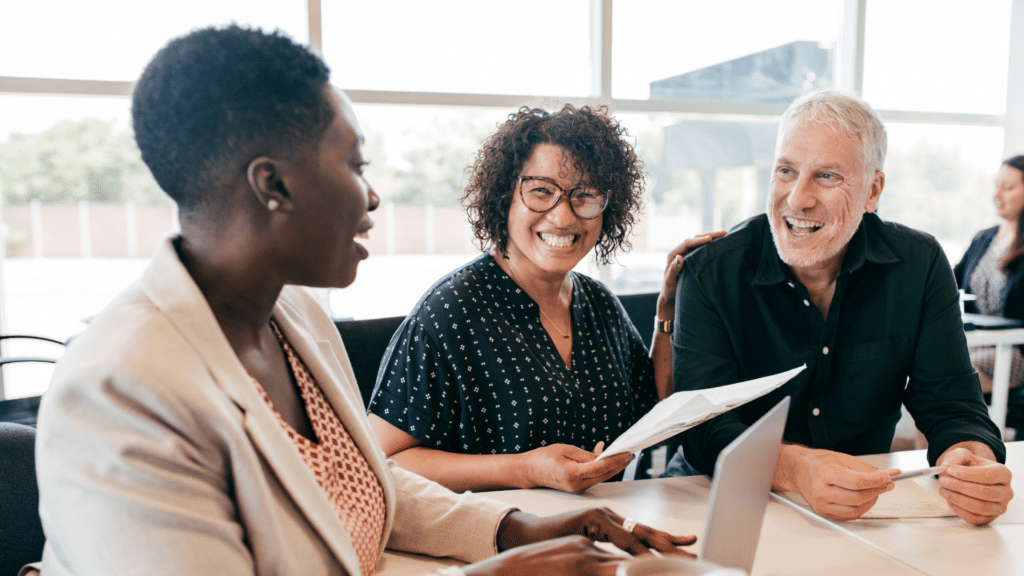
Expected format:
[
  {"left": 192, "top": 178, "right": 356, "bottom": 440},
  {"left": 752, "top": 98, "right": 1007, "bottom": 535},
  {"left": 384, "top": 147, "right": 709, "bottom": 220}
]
[
  {"left": 969, "top": 242, "right": 1024, "bottom": 384},
  {"left": 252, "top": 322, "right": 386, "bottom": 576},
  {"left": 368, "top": 253, "right": 657, "bottom": 457}
]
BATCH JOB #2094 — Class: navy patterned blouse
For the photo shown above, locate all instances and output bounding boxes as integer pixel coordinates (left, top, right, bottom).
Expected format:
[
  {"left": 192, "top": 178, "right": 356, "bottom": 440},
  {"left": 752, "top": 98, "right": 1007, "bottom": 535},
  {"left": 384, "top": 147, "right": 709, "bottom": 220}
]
[{"left": 367, "top": 253, "right": 657, "bottom": 455}]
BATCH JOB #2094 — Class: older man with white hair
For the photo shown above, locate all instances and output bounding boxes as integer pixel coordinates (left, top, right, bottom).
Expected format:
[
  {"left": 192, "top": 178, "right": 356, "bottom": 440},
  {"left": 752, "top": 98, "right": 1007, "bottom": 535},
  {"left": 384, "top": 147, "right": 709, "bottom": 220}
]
[{"left": 669, "top": 90, "right": 1013, "bottom": 524}]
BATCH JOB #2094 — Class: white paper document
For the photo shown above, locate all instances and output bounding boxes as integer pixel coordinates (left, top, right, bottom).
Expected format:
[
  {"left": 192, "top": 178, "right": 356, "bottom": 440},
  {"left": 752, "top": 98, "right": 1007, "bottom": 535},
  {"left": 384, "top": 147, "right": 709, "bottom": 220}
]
[
  {"left": 781, "top": 479, "right": 956, "bottom": 519},
  {"left": 861, "top": 479, "right": 956, "bottom": 519},
  {"left": 596, "top": 364, "right": 806, "bottom": 460}
]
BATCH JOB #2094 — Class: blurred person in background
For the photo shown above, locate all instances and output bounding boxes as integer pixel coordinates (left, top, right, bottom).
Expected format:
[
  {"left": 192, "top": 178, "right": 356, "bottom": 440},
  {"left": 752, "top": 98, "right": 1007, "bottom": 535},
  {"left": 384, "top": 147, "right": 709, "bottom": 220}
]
[{"left": 955, "top": 154, "right": 1024, "bottom": 436}]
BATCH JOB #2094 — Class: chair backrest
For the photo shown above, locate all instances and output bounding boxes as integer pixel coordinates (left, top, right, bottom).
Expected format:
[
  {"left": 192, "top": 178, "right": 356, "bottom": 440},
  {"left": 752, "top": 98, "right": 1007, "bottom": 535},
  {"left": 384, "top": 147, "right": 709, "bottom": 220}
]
[
  {"left": 0, "top": 334, "right": 67, "bottom": 404},
  {"left": 616, "top": 292, "right": 659, "bottom": 350},
  {"left": 0, "top": 395, "right": 44, "bottom": 427},
  {"left": 334, "top": 316, "right": 406, "bottom": 407},
  {"left": 0, "top": 422, "right": 45, "bottom": 576}
]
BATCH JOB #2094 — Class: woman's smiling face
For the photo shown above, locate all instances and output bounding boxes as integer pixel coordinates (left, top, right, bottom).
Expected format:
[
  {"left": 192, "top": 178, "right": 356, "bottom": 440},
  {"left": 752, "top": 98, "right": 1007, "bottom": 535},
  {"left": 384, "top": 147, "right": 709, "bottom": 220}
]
[{"left": 504, "top": 143, "right": 603, "bottom": 279}]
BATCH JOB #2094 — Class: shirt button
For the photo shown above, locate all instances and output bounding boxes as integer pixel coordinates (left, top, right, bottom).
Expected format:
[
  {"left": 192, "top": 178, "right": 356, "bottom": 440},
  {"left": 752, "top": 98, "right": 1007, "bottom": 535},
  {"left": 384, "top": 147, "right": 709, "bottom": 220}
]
[
  {"left": 812, "top": 408, "right": 821, "bottom": 416},
  {"left": 822, "top": 346, "right": 829, "bottom": 355},
  {"left": 803, "top": 299, "right": 810, "bottom": 306}
]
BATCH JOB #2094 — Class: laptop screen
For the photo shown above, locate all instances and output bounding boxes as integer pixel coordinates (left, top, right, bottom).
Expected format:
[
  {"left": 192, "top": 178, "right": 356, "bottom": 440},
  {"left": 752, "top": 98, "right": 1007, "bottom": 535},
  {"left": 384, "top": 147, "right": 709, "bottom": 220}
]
[{"left": 699, "top": 396, "right": 790, "bottom": 574}]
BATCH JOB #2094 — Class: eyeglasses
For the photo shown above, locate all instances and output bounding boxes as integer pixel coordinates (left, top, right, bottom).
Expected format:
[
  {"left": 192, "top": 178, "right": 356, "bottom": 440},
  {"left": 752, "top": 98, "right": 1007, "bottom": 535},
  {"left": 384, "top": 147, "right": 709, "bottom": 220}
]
[{"left": 516, "top": 176, "right": 609, "bottom": 220}]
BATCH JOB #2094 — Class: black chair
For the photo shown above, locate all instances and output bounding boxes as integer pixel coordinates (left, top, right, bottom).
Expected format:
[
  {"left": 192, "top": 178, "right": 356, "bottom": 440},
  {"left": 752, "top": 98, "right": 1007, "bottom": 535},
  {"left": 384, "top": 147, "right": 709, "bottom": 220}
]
[
  {"left": 0, "top": 335, "right": 66, "bottom": 427},
  {"left": 0, "top": 422, "right": 46, "bottom": 576},
  {"left": 613, "top": 292, "right": 673, "bottom": 479},
  {"left": 616, "top": 292, "right": 659, "bottom": 349},
  {"left": 0, "top": 395, "right": 44, "bottom": 427},
  {"left": 334, "top": 316, "right": 406, "bottom": 407}
]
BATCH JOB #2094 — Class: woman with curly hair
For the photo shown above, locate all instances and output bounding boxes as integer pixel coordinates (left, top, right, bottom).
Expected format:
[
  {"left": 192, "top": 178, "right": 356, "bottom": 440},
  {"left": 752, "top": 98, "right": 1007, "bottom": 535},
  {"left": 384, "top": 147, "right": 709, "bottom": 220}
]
[{"left": 368, "top": 104, "right": 721, "bottom": 494}]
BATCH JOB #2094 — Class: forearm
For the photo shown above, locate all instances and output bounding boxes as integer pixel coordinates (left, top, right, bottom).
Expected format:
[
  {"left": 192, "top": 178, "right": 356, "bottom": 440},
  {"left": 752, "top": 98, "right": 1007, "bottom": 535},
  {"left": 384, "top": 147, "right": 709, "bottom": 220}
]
[
  {"left": 771, "top": 443, "right": 812, "bottom": 493},
  {"left": 390, "top": 446, "right": 532, "bottom": 493},
  {"left": 651, "top": 329, "right": 673, "bottom": 400}
]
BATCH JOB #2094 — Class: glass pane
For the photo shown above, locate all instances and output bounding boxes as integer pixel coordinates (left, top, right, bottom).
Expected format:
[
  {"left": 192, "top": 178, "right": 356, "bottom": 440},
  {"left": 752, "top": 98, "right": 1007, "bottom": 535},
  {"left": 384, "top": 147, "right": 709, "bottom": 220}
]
[
  {"left": 880, "top": 123, "right": 1006, "bottom": 260},
  {"left": 613, "top": 0, "right": 843, "bottom": 100},
  {"left": 331, "top": 103, "right": 510, "bottom": 319},
  {"left": 0, "top": 95, "right": 173, "bottom": 356},
  {"left": 597, "top": 112, "right": 778, "bottom": 294},
  {"left": 862, "top": 0, "right": 1011, "bottom": 114},
  {"left": 322, "top": 0, "right": 591, "bottom": 96},
  {"left": 0, "top": 0, "right": 308, "bottom": 81}
]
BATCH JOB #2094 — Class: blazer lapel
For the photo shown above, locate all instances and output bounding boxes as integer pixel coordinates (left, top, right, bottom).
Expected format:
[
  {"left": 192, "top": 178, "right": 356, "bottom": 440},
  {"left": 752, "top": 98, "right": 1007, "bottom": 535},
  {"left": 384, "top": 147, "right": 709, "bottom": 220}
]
[
  {"left": 273, "top": 290, "right": 399, "bottom": 541},
  {"left": 139, "top": 237, "right": 365, "bottom": 573}
]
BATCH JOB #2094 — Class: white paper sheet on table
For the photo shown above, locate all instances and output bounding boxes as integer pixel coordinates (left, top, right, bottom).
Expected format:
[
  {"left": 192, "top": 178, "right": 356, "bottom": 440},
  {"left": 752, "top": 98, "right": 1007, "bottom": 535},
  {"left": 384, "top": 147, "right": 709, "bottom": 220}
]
[
  {"left": 781, "top": 480, "right": 956, "bottom": 519},
  {"left": 596, "top": 364, "right": 806, "bottom": 460}
]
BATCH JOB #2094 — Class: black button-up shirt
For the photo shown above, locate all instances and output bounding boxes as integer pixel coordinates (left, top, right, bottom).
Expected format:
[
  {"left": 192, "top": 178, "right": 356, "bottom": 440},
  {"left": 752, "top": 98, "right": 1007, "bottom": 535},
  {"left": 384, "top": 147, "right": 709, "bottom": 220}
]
[{"left": 673, "top": 213, "right": 1005, "bottom": 475}]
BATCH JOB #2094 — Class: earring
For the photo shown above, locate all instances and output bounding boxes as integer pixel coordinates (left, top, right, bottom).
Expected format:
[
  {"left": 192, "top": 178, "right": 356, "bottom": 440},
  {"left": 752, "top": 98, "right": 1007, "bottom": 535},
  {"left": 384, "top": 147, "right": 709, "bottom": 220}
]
[{"left": 267, "top": 199, "right": 279, "bottom": 211}]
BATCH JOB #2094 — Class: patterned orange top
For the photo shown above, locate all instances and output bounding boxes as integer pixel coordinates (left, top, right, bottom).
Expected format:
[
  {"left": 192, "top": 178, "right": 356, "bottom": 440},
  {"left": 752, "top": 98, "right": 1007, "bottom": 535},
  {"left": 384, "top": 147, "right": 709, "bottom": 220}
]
[{"left": 251, "top": 322, "right": 386, "bottom": 576}]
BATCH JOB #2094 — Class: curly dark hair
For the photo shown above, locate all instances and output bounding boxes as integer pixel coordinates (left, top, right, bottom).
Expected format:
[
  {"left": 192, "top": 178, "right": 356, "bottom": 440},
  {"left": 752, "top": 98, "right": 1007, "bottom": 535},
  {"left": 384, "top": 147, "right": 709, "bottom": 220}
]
[
  {"left": 132, "top": 25, "right": 333, "bottom": 214},
  {"left": 462, "top": 104, "right": 644, "bottom": 265}
]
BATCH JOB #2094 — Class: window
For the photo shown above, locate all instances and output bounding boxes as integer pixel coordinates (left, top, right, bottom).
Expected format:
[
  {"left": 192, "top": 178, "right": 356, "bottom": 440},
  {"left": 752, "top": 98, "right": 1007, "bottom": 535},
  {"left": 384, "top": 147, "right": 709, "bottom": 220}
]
[
  {"left": 1, "top": 0, "right": 1022, "bottom": 398},
  {"left": 612, "top": 0, "right": 844, "bottom": 100},
  {"left": 321, "top": 0, "right": 591, "bottom": 96},
  {"left": 0, "top": 0, "right": 308, "bottom": 81},
  {"left": 863, "top": 0, "right": 1012, "bottom": 115}
]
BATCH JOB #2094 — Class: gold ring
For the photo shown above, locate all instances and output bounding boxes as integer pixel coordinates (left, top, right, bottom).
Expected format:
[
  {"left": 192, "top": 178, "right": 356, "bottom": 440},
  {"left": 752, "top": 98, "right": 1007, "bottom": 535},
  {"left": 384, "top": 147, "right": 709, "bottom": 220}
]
[{"left": 622, "top": 517, "right": 637, "bottom": 533}]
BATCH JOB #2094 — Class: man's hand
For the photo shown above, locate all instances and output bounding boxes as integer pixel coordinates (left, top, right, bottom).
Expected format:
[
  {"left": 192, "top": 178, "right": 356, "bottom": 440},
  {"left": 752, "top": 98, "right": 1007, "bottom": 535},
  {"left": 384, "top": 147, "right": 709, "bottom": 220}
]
[
  {"left": 520, "top": 444, "right": 633, "bottom": 494},
  {"left": 936, "top": 444, "right": 1013, "bottom": 525},
  {"left": 775, "top": 445, "right": 896, "bottom": 521}
]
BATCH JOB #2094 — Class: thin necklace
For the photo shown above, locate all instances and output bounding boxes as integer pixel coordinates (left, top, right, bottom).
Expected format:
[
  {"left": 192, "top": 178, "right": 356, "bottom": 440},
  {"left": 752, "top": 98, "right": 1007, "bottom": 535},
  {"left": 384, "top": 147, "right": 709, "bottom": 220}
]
[{"left": 505, "top": 258, "right": 571, "bottom": 339}]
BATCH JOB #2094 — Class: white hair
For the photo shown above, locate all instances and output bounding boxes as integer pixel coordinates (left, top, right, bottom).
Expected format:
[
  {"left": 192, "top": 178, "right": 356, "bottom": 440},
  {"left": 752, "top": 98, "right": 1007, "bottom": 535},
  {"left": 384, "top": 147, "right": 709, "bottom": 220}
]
[{"left": 777, "top": 90, "right": 887, "bottom": 174}]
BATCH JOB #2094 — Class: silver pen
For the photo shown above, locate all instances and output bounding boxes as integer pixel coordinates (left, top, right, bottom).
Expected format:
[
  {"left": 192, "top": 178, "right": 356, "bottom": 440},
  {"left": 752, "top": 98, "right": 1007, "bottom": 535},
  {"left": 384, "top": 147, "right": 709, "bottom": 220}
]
[{"left": 891, "top": 466, "right": 946, "bottom": 481}]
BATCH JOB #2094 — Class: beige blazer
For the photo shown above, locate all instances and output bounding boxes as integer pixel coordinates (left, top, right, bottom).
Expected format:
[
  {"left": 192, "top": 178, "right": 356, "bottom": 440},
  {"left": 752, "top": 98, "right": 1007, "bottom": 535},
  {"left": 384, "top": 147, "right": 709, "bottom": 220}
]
[{"left": 30, "top": 237, "right": 512, "bottom": 576}]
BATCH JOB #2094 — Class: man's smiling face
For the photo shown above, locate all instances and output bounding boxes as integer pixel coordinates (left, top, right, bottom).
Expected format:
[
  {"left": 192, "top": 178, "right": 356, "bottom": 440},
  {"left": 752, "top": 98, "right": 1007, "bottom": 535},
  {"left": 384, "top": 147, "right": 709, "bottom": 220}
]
[{"left": 767, "top": 121, "right": 883, "bottom": 274}]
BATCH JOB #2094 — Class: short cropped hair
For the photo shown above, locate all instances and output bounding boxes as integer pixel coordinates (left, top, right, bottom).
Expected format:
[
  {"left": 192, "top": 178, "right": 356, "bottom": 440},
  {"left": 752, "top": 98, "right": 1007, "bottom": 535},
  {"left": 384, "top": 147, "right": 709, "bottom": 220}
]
[
  {"left": 132, "top": 25, "right": 333, "bottom": 213},
  {"left": 777, "top": 90, "right": 888, "bottom": 174},
  {"left": 463, "top": 104, "right": 644, "bottom": 265}
]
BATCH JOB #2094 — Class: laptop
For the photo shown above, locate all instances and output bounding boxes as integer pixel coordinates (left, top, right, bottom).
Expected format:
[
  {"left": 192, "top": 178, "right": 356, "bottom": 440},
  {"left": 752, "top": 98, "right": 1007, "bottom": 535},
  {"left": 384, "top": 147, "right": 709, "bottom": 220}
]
[
  {"left": 698, "top": 396, "right": 790, "bottom": 574},
  {"left": 962, "top": 312, "right": 1023, "bottom": 331}
]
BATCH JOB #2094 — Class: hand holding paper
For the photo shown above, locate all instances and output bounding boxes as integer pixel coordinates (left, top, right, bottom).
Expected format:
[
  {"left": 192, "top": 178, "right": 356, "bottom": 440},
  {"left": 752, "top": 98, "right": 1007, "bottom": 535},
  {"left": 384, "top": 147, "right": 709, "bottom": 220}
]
[{"left": 597, "top": 365, "right": 806, "bottom": 460}]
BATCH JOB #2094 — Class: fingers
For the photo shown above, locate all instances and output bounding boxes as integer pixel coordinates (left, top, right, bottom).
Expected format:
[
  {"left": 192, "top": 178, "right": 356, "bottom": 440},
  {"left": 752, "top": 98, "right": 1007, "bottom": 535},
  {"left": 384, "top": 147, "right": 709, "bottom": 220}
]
[
  {"left": 666, "top": 230, "right": 727, "bottom": 261},
  {"left": 937, "top": 464, "right": 1013, "bottom": 525},
  {"left": 569, "top": 456, "right": 634, "bottom": 493},
  {"left": 819, "top": 462, "right": 894, "bottom": 492},
  {"left": 815, "top": 498, "right": 880, "bottom": 522},
  {"left": 942, "top": 461, "right": 1013, "bottom": 486},
  {"left": 598, "top": 510, "right": 697, "bottom": 558},
  {"left": 466, "top": 535, "right": 625, "bottom": 576}
]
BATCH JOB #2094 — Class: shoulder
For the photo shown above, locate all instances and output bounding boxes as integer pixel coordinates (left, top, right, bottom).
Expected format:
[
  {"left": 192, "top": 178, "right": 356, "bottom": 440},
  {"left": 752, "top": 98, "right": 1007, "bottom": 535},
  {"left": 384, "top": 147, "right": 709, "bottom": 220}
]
[
  {"left": 864, "top": 214, "right": 944, "bottom": 262},
  {"left": 42, "top": 283, "right": 227, "bottom": 438},
  {"left": 967, "top": 226, "right": 999, "bottom": 251},
  {"left": 683, "top": 215, "right": 770, "bottom": 276}
]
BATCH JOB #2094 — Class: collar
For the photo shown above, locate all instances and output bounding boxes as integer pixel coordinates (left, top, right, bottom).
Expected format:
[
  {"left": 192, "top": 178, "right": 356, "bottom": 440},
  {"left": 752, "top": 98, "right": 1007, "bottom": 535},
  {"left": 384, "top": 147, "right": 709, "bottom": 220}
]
[{"left": 752, "top": 212, "right": 901, "bottom": 286}]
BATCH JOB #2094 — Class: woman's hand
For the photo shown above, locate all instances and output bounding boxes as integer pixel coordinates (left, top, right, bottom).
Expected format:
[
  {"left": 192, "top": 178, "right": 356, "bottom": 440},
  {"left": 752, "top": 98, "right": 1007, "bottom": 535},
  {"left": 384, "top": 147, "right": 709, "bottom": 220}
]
[
  {"left": 520, "top": 444, "right": 634, "bottom": 493},
  {"left": 462, "top": 535, "right": 623, "bottom": 576},
  {"left": 462, "top": 508, "right": 698, "bottom": 576},
  {"left": 657, "top": 231, "right": 726, "bottom": 322},
  {"left": 500, "top": 508, "right": 697, "bottom": 556}
]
